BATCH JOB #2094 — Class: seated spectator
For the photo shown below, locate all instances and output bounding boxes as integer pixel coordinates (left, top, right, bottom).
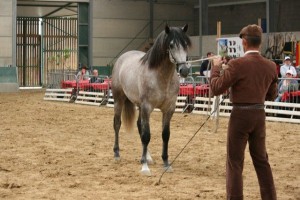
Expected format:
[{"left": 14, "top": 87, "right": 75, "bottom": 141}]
[
  {"left": 275, "top": 69, "right": 299, "bottom": 102},
  {"left": 77, "top": 65, "right": 90, "bottom": 80},
  {"left": 90, "top": 69, "right": 102, "bottom": 83},
  {"left": 280, "top": 56, "right": 297, "bottom": 77}
]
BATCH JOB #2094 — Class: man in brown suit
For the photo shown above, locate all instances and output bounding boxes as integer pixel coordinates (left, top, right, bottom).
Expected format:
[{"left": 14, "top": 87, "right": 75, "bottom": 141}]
[{"left": 210, "top": 24, "right": 277, "bottom": 200}]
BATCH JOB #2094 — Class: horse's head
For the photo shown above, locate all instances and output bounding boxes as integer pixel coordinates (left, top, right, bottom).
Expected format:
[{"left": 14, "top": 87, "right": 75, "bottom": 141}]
[
  {"left": 165, "top": 24, "right": 191, "bottom": 78},
  {"left": 140, "top": 24, "right": 191, "bottom": 76}
]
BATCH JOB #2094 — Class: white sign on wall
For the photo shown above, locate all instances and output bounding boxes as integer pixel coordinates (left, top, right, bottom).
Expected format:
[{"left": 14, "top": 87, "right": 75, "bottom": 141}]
[{"left": 217, "top": 37, "right": 244, "bottom": 58}]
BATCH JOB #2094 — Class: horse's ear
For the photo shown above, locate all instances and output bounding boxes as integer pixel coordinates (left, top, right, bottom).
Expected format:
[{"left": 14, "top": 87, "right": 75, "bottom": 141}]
[
  {"left": 165, "top": 24, "right": 170, "bottom": 34},
  {"left": 182, "top": 24, "right": 188, "bottom": 33}
]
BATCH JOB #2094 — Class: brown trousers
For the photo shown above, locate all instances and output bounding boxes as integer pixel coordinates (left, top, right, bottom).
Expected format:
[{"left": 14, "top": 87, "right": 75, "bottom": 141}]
[{"left": 226, "top": 108, "right": 277, "bottom": 200}]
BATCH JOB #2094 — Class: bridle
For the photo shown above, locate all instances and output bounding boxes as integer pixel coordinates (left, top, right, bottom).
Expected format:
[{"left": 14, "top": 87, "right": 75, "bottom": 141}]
[
  {"left": 168, "top": 47, "right": 220, "bottom": 66},
  {"left": 167, "top": 48, "right": 188, "bottom": 66}
]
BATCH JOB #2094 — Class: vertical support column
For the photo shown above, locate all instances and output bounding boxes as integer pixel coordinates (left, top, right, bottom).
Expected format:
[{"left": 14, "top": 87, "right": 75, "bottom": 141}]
[
  {"left": 198, "top": 0, "right": 208, "bottom": 58},
  {"left": 88, "top": 0, "right": 93, "bottom": 67},
  {"left": 22, "top": 20, "right": 27, "bottom": 86},
  {"left": 267, "top": 0, "right": 277, "bottom": 32},
  {"left": 202, "top": 0, "right": 208, "bottom": 35},
  {"left": 12, "top": 0, "right": 17, "bottom": 68},
  {"left": 40, "top": 18, "right": 44, "bottom": 85},
  {"left": 78, "top": 2, "right": 89, "bottom": 69},
  {"left": 149, "top": 0, "right": 153, "bottom": 41},
  {"left": 217, "top": 21, "right": 221, "bottom": 38},
  {"left": 198, "top": 0, "right": 202, "bottom": 58},
  {"left": 213, "top": 21, "right": 222, "bottom": 133},
  {"left": 266, "top": 0, "right": 270, "bottom": 33}
]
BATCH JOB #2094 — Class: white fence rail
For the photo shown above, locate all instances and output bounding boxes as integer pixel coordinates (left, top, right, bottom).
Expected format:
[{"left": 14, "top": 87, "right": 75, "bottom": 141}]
[
  {"left": 44, "top": 73, "right": 300, "bottom": 124},
  {"left": 193, "top": 96, "right": 300, "bottom": 124}
]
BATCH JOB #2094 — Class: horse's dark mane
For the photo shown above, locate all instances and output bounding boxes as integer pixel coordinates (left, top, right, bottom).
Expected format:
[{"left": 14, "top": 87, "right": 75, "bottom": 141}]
[{"left": 141, "top": 26, "right": 191, "bottom": 68}]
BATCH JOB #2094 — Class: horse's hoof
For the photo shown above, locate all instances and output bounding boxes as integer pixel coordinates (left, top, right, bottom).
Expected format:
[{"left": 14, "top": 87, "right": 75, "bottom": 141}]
[
  {"left": 114, "top": 156, "right": 120, "bottom": 162},
  {"left": 140, "top": 163, "right": 151, "bottom": 176},
  {"left": 163, "top": 165, "right": 173, "bottom": 173},
  {"left": 140, "top": 169, "right": 151, "bottom": 176}
]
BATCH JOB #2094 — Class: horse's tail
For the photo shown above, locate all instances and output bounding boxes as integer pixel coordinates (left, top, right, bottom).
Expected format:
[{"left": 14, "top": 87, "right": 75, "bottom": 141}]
[{"left": 122, "top": 98, "right": 136, "bottom": 133}]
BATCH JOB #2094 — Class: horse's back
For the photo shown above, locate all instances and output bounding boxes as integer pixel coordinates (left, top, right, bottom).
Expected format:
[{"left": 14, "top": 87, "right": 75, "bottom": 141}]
[
  {"left": 114, "top": 50, "right": 145, "bottom": 69},
  {"left": 113, "top": 50, "right": 145, "bottom": 79},
  {"left": 112, "top": 50, "right": 145, "bottom": 103}
]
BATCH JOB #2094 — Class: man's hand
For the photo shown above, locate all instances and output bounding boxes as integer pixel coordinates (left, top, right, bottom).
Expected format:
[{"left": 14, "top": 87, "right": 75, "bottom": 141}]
[{"left": 212, "top": 56, "right": 222, "bottom": 69}]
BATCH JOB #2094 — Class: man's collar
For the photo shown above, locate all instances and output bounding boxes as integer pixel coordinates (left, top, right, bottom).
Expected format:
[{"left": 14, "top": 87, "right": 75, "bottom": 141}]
[{"left": 244, "top": 50, "right": 260, "bottom": 55}]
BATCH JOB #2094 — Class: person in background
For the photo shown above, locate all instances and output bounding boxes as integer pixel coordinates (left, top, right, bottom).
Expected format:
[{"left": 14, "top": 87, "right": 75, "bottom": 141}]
[
  {"left": 90, "top": 69, "right": 102, "bottom": 83},
  {"left": 222, "top": 55, "right": 231, "bottom": 65},
  {"left": 293, "top": 60, "right": 300, "bottom": 78},
  {"left": 280, "top": 56, "right": 297, "bottom": 77},
  {"left": 275, "top": 69, "right": 299, "bottom": 102},
  {"left": 200, "top": 52, "right": 214, "bottom": 77},
  {"left": 221, "top": 56, "right": 231, "bottom": 70},
  {"left": 274, "top": 60, "right": 281, "bottom": 78},
  {"left": 77, "top": 65, "right": 90, "bottom": 80},
  {"left": 210, "top": 24, "right": 277, "bottom": 200}
]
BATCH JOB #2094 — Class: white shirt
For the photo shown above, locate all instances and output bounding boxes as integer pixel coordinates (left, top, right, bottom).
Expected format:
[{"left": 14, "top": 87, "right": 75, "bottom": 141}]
[
  {"left": 243, "top": 50, "right": 260, "bottom": 55},
  {"left": 280, "top": 64, "right": 297, "bottom": 77}
]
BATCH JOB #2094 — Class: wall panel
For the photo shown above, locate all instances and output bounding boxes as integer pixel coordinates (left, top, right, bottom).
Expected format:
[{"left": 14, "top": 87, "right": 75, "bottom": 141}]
[
  {"left": 93, "top": 19, "right": 149, "bottom": 38},
  {"left": 91, "top": 0, "right": 195, "bottom": 66},
  {"left": 0, "top": 17, "right": 12, "bottom": 37},
  {"left": 93, "top": 0, "right": 149, "bottom": 19},
  {"left": 0, "top": 0, "right": 13, "bottom": 67},
  {"left": 0, "top": 0, "right": 12, "bottom": 16},
  {"left": 0, "top": 37, "right": 12, "bottom": 58}
]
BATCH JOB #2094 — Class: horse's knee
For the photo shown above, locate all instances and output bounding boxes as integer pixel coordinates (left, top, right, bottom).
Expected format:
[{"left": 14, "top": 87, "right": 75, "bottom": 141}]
[
  {"left": 141, "top": 125, "right": 151, "bottom": 145},
  {"left": 141, "top": 132, "right": 150, "bottom": 145}
]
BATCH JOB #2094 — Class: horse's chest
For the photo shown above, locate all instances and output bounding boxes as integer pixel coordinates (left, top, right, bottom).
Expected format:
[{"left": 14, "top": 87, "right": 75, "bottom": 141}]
[{"left": 145, "top": 82, "right": 178, "bottom": 103}]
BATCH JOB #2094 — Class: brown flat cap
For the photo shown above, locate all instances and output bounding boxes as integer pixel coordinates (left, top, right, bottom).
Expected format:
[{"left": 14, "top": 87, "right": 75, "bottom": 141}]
[{"left": 239, "top": 24, "right": 262, "bottom": 38}]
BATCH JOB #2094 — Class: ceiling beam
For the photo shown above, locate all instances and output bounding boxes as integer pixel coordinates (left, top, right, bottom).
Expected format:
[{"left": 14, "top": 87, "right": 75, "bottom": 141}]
[
  {"left": 17, "top": 3, "right": 77, "bottom": 7},
  {"left": 194, "top": 0, "right": 267, "bottom": 8},
  {"left": 18, "top": 0, "right": 88, "bottom": 2},
  {"left": 42, "top": 2, "right": 72, "bottom": 18}
]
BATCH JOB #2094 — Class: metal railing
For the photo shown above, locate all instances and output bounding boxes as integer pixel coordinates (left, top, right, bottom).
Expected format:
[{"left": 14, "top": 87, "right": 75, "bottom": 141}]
[{"left": 45, "top": 72, "right": 300, "bottom": 123}]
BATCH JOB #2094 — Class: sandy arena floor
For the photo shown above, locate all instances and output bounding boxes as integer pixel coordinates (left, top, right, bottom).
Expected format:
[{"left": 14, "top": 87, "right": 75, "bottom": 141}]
[{"left": 0, "top": 90, "right": 299, "bottom": 199}]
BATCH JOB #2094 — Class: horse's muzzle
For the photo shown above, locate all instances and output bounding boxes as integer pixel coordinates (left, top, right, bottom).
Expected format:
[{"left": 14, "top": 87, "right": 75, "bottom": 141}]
[{"left": 178, "top": 64, "right": 189, "bottom": 78}]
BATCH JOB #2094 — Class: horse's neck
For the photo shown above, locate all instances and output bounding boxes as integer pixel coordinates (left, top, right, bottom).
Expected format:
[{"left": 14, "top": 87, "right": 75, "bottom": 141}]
[{"left": 156, "top": 60, "right": 177, "bottom": 83}]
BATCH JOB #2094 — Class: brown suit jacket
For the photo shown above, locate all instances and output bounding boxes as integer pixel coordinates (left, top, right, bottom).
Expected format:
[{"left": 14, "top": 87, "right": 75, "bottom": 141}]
[{"left": 210, "top": 52, "right": 278, "bottom": 104}]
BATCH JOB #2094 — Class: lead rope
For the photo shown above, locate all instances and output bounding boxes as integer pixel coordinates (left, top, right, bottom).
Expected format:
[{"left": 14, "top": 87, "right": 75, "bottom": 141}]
[
  {"left": 156, "top": 91, "right": 229, "bottom": 185},
  {"left": 186, "top": 56, "right": 220, "bottom": 64},
  {"left": 169, "top": 51, "right": 220, "bottom": 65}
]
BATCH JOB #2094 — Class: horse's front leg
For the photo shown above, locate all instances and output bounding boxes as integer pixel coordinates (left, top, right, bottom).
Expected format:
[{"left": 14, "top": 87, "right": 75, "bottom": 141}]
[
  {"left": 137, "top": 109, "right": 153, "bottom": 165},
  {"left": 161, "top": 109, "right": 175, "bottom": 172},
  {"left": 139, "top": 105, "right": 152, "bottom": 176}
]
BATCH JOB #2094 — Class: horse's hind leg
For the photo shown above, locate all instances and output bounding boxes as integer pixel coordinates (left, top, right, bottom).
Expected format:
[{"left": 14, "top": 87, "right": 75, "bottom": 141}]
[
  {"left": 161, "top": 110, "right": 175, "bottom": 172},
  {"left": 113, "top": 99, "right": 124, "bottom": 161}
]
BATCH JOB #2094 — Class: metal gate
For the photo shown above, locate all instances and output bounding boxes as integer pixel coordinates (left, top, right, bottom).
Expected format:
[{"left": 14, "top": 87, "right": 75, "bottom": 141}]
[
  {"left": 16, "top": 17, "right": 41, "bottom": 87},
  {"left": 16, "top": 17, "right": 78, "bottom": 87}
]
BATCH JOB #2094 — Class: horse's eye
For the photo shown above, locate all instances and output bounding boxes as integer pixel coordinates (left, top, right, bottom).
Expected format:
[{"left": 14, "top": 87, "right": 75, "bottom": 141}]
[{"left": 169, "top": 43, "right": 174, "bottom": 49}]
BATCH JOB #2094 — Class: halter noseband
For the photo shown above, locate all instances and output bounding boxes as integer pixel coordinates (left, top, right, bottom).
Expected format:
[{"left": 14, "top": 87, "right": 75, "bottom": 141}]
[{"left": 167, "top": 49, "right": 187, "bottom": 66}]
